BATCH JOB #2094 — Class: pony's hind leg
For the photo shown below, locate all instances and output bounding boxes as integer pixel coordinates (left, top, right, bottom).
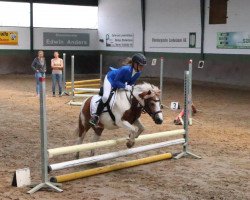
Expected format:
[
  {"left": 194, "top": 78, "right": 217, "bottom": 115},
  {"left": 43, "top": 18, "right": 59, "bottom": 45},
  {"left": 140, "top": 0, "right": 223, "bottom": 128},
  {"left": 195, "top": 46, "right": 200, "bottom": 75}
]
[{"left": 90, "top": 127, "right": 104, "bottom": 157}]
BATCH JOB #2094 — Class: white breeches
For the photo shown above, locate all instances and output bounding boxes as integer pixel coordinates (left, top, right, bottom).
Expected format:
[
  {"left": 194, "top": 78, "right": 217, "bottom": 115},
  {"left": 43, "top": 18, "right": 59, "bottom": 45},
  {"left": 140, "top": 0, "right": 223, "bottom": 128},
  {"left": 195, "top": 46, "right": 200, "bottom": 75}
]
[{"left": 102, "top": 75, "right": 112, "bottom": 103}]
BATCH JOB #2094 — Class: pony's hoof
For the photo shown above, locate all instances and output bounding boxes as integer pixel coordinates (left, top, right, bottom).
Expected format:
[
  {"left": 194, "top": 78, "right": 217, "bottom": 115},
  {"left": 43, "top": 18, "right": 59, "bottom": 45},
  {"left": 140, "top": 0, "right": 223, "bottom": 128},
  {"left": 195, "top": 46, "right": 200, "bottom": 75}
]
[{"left": 126, "top": 141, "right": 135, "bottom": 148}]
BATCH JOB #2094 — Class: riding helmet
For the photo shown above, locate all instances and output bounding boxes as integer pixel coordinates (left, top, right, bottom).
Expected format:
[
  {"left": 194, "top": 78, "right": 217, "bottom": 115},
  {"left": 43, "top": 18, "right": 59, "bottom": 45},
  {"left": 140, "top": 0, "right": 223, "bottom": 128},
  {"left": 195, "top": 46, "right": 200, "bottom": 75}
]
[{"left": 132, "top": 53, "right": 147, "bottom": 66}]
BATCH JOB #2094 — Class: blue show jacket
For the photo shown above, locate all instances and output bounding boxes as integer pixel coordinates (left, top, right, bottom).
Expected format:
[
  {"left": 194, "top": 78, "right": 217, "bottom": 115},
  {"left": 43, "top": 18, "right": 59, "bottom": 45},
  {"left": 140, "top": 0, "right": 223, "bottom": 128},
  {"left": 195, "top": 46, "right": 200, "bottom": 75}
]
[{"left": 107, "top": 65, "right": 141, "bottom": 89}]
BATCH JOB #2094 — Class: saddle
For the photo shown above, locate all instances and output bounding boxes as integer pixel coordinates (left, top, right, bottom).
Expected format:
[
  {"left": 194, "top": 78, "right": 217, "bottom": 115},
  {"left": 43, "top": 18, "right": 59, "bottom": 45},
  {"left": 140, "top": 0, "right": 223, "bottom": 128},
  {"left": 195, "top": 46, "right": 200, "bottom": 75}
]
[{"left": 90, "top": 87, "right": 116, "bottom": 122}]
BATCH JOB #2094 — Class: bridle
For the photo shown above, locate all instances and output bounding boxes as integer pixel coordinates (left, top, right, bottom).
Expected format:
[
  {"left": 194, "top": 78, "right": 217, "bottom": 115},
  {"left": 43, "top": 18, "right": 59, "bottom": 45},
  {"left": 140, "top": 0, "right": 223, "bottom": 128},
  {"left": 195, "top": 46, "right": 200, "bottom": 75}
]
[{"left": 125, "top": 87, "right": 162, "bottom": 119}]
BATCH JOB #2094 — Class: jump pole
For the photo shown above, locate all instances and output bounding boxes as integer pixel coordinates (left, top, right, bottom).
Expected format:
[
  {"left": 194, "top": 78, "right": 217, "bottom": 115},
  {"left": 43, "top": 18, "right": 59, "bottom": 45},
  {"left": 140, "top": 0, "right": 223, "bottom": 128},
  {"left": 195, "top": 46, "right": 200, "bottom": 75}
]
[
  {"left": 27, "top": 77, "right": 62, "bottom": 194},
  {"left": 62, "top": 53, "right": 66, "bottom": 94},
  {"left": 63, "top": 53, "right": 66, "bottom": 87},
  {"left": 51, "top": 153, "right": 172, "bottom": 183},
  {"left": 71, "top": 55, "right": 75, "bottom": 101},
  {"left": 174, "top": 59, "right": 195, "bottom": 125},
  {"left": 174, "top": 71, "right": 201, "bottom": 159},
  {"left": 49, "top": 138, "right": 184, "bottom": 171},
  {"left": 66, "top": 79, "right": 101, "bottom": 85},
  {"left": 61, "top": 53, "right": 69, "bottom": 96},
  {"left": 160, "top": 57, "right": 168, "bottom": 108},
  {"left": 48, "top": 129, "right": 185, "bottom": 158},
  {"left": 188, "top": 59, "right": 193, "bottom": 125},
  {"left": 100, "top": 53, "right": 103, "bottom": 81},
  {"left": 74, "top": 88, "right": 100, "bottom": 92},
  {"left": 160, "top": 57, "right": 163, "bottom": 103}
]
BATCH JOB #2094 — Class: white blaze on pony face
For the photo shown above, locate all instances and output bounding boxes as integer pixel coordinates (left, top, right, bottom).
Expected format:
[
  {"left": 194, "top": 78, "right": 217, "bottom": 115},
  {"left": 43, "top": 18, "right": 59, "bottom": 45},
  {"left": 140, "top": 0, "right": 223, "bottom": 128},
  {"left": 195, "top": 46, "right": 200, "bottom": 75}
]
[
  {"left": 154, "top": 96, "right": 163, "bottom": 124},
  {"left": 145, "top": 93, "right": 163, "bottom": 124}
]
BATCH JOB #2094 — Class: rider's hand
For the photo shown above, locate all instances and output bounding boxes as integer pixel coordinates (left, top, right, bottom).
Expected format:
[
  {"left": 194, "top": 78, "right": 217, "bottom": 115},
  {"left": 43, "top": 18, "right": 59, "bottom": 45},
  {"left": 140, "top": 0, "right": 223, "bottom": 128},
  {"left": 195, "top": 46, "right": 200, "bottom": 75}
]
[{"left": 125, "top": 85, "right": 132, "bottom": 91}]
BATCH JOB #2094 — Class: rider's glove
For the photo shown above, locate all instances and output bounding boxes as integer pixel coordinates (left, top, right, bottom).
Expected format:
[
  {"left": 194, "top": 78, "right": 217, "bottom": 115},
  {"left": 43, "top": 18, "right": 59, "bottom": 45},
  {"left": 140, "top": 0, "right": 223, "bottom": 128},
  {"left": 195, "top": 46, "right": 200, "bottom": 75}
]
[{"left": 125, "top": 84, "right": 132, "bottom": 91}]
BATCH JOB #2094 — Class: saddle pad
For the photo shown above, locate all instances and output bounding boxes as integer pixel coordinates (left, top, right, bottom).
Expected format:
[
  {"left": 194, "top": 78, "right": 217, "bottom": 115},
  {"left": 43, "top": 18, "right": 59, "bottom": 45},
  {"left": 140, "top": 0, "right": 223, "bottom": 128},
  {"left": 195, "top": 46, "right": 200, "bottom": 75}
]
[{"left": 90, "top": 92, "right": 116, "bottom": 117}]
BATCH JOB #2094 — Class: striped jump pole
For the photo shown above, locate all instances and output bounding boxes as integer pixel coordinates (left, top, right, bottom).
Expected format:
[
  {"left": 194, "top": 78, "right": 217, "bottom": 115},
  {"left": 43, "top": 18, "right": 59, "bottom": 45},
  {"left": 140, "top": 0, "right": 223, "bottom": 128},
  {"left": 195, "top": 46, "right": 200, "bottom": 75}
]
[
  {"left": 188, "top": 59, "right": 193, "bottom": 125},
  {"left": 174, "top": 59, "right": 195, "bottom": 125},
  {"left": 174, "top": 71, "right": 201, "bottom": 159}
]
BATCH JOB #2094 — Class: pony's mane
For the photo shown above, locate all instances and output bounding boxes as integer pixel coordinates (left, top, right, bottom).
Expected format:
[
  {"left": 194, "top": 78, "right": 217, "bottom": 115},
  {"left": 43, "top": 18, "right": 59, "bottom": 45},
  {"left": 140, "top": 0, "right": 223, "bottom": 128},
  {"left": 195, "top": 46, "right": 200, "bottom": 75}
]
[{"left": 134, "top": 82, "right": 161, "bottom": 96}]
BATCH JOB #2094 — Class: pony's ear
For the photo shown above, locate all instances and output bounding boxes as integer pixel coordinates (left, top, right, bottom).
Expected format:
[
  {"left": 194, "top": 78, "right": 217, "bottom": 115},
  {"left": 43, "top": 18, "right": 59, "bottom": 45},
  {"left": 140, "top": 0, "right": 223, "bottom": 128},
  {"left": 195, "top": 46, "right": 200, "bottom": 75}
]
[
  {"left": 139, "top": 91, "right": 147, "bottom": 99},
  {"left": 139, "top": 90, "right": 152, "bottom": 99}
]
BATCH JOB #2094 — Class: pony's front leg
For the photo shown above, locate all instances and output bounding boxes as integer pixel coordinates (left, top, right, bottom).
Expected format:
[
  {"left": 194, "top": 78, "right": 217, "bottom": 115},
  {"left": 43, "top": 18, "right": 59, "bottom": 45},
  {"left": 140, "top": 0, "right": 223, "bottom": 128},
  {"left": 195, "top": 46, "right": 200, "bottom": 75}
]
[
  {"left": 133, "top": 119, "right": 145, "bottom": 138},
  {"left": 90, "top": 127, "right": 104, "bottom": 157},
  {"left": 118, "top": 120, "right": 137, "bottom": 148}
]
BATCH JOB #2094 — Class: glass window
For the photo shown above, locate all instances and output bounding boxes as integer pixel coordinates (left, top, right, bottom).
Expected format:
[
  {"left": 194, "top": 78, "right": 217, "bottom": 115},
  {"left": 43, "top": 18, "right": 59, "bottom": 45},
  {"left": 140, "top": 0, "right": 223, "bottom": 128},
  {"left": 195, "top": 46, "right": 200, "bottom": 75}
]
[
  {"left": 0, "top": 1, "right": 30, "bottom": 27},
  {"left": 33, "top": 3, "right": 98, "bottom": 29}
]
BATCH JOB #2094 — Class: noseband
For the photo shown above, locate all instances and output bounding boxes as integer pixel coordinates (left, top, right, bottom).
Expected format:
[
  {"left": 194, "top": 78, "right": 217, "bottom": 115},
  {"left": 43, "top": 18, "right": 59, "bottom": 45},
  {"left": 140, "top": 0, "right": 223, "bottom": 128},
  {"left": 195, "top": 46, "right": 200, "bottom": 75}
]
[{"left": 143, "top": 98, "right": 162, "bottom": 119}]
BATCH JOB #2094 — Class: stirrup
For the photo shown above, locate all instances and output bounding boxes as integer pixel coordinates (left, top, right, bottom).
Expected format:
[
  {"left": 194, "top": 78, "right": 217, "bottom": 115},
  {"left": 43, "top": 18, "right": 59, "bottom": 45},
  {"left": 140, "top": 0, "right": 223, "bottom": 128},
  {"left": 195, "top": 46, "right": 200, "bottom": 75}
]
[{"left": 89, "top": 115, "right": 99, "bottom": 126}]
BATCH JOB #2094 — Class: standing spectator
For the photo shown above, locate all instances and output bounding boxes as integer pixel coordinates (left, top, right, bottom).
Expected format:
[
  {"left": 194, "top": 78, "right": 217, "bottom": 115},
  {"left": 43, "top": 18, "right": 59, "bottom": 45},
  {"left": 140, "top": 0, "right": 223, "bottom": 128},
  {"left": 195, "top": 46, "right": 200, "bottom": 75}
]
[
  {"left": 51, "top": 51, "right": 63, "bottom": 97},
  {"left": 31, "top": 50, "right": 46, "bottom": 96}
]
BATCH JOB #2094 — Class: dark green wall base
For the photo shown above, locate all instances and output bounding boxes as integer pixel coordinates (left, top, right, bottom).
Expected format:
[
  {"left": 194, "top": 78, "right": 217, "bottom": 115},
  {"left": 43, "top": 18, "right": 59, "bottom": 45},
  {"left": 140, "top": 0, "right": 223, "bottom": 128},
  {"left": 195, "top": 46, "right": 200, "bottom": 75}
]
[
  {"left": 0, "top": 50, "right": 100, "bottom": 77},
  {"left": 1, "top": 50, "right": 249, "bottom": 88}
]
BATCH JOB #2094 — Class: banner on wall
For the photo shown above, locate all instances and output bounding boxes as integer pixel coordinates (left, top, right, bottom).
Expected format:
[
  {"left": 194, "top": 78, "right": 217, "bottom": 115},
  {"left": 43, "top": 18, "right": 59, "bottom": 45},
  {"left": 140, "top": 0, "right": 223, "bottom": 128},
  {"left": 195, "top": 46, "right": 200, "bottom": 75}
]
[
  {"left": 217, "top": 32, "right": 250, "bottom": 49},
  {"left": 43, "top": 32, "right": 89, "bottom": 46},
  {"left": 0, "top": 31, "right": 18, "bottom": 45},
  {"left": 106, "top": 33, "right": 134, "bottom": 48},
  {"left": 149, "top": 32, "right": 196, "bottom": 49}
]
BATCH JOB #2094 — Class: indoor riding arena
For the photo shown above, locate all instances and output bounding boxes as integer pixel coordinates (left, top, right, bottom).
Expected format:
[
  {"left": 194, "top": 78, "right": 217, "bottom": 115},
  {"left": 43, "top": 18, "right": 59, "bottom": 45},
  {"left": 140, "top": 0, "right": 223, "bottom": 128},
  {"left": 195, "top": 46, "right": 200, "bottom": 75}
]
[{"left": 0, "top": 0, "right": 249, "bottom": 200}]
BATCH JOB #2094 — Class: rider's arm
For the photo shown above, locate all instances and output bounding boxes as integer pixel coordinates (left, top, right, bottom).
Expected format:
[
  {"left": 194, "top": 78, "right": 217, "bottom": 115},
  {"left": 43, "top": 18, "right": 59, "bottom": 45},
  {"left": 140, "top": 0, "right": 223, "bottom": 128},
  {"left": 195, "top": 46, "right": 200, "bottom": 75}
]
[
  {"left": 112, "top": 68, "right": 127, "bottom": 88},
  {"left": 128, "top": 71, "right": 141, "bottom": 85}
]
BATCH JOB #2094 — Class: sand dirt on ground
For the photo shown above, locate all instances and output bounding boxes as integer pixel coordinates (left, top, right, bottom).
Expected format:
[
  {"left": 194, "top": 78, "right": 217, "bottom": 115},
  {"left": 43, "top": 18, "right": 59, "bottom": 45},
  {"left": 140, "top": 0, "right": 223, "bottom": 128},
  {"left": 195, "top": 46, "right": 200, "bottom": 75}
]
[{"left": 0, "top": 74, "right": 249, "bottom": 200}]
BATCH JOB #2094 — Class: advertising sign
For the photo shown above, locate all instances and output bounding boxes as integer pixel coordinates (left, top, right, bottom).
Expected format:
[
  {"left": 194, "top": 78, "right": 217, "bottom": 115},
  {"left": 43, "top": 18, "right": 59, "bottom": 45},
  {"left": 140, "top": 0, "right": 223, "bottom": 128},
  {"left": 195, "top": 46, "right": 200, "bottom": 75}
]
[
  {"left": 217, "top": 32, "right": 250, "bottom": 49},
  {"left": 43, "top": 32, "right": 89, "bottom": 46},
  {"left": 149, "top": 32, "right": 196, "bottom": 49},
  {"left": 0, "top": 31, "right": 18, "bottom": 45},
  {"left": 106, "top": 33, "right": 134, "bottom": 48}
]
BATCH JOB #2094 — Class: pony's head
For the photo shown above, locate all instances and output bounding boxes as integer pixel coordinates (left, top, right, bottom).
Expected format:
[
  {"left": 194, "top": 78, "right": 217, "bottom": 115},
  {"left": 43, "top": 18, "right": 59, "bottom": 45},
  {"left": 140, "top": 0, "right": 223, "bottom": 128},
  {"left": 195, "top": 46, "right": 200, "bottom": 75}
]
[{"left": 134, "top": 83, "right": 163, "bottom": 124}]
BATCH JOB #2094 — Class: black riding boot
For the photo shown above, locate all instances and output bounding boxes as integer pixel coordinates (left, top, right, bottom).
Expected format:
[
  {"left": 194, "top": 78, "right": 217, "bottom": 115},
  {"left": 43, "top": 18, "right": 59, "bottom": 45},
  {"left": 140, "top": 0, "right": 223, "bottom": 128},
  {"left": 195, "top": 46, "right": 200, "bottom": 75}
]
[{"left": 89, "top": 100, "right": 105, "bottom": 126}]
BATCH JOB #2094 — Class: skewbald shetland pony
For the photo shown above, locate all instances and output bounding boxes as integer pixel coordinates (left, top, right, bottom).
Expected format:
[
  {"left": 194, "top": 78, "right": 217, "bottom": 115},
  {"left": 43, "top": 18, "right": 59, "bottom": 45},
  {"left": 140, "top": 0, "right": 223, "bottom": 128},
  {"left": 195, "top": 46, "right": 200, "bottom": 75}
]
[{"left": 76, "top": 83, "right": 163, "bottom": 158}]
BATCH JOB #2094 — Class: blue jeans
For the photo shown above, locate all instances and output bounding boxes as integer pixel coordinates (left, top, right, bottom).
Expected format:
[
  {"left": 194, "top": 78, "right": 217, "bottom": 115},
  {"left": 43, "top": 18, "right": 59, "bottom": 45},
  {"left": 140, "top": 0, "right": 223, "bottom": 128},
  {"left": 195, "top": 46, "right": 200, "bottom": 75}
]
[
  {"left": 52, "top": 73, "right": 62, "bottom": 94},
  {"left": 35, "top": 72, "right": 44, "bottom": 94}
]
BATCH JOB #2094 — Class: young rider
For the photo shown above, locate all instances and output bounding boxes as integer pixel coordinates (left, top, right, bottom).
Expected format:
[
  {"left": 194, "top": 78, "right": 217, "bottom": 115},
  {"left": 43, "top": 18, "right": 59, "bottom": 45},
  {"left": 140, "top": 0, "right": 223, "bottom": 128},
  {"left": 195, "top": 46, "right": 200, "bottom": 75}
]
[{"left": 89, "top": 53, "right": 147, "bottom": 126}]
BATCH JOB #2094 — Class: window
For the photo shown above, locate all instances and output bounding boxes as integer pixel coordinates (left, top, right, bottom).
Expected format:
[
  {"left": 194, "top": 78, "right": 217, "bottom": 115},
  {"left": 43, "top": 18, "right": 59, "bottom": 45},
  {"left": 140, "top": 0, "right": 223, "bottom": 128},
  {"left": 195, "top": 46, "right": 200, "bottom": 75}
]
[
  {"left": 0, "top": 1, "right": 30, "bottom": 27},
  {"left": 33, "top": 3, "right": 98, "bottom": 29},
  {"left": 209, "top": 0, "right": 228, "bottom": 24}
]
